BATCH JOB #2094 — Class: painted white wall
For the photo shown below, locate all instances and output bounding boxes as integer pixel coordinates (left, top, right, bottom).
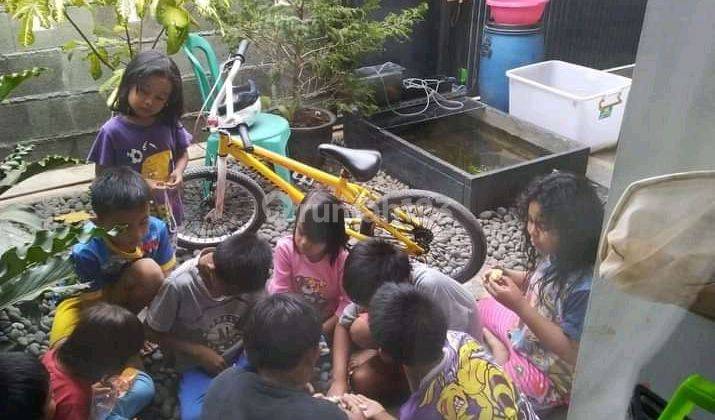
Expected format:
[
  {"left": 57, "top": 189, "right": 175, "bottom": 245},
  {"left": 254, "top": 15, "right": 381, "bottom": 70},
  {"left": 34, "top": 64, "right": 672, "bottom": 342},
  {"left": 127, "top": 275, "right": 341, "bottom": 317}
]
[{"left": 568, "top": 0, "right": 715, "bottom": 418}]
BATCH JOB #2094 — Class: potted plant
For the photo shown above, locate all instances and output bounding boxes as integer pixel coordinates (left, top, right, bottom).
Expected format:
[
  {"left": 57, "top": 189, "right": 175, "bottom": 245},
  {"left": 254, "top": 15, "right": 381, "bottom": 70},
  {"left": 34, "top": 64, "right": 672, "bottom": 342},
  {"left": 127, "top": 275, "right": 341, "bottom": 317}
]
[{"left": 214, "top": 0, "right": 427, "bottom": 167}]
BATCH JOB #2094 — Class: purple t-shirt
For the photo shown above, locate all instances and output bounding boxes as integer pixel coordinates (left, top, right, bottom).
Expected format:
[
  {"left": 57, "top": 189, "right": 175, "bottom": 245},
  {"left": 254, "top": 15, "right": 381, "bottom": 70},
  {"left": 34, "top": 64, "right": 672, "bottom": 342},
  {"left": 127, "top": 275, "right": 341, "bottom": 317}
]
[{"left": 88, "top": 116, "right": 192, "bottom": 226}]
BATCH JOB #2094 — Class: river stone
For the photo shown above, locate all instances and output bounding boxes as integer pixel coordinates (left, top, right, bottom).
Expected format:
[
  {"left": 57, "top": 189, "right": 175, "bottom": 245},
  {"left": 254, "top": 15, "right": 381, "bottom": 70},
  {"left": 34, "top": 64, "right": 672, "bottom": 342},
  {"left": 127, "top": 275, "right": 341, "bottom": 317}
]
[
  {"left": 478, "top": 210, "right": 495, "bottom": 219},
  {"left": 28, "top": 343, "right": 41, "bottom": 356}
]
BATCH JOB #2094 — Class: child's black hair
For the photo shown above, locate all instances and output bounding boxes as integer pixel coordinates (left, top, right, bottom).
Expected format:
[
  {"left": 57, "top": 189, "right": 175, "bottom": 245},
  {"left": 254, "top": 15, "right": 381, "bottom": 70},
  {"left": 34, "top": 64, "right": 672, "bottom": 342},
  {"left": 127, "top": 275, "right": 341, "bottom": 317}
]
[
  {"left": 214, "top": 232, "right": 273, "bottom": 293},
  {"left": 516, "top": 171, "right": 604, "bottom": 306},
  {"left": 369, "top": 283, "right": 447, "bottom": 366},
  {"left": 0, "top": 352, "right": 51, "bottom": 420},
  {"left": 343, "top": 239, "right": 412, "bottom": 306},
  {"left": 243, "top": 294, "right": 322, "bottom": 371},
  {"left": 90, "top": 166, "right": 152, "bottom": 216},
  {"left": 57, "top": 302, "right": 144, "bottom": 383},
  {"left": 112, "top": 50, "right": 184, "bottom": 125},
  {"left": 293, "top": 190, "right": 348, "bottom": 265}
]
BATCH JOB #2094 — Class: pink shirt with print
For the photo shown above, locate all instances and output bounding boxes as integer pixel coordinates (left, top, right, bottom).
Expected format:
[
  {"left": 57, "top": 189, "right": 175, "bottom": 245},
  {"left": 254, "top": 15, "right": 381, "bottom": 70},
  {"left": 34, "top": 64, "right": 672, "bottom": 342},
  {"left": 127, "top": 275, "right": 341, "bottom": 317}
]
[{"left": 267, "top": 236, "right": 350, "bottom": 320}]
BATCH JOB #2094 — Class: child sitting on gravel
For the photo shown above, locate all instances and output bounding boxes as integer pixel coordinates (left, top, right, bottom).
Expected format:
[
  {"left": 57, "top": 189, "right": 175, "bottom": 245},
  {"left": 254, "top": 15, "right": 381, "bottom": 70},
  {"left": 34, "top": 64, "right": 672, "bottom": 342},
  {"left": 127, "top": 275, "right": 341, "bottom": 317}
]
[
  {"left": 146, "top": 232, "right": 272, "bottom": 420},
  {"left": 49, "top": 166, "right": 175, "bottom": 348},
  {"left": 0, "top": 352, "right": 55, "bottom": 420},
  {"left": 369, "top": 283, "right": 538, "bottom": 420},
  {"left": 203, "top": 294, "right": 366, "bottom": 420},
  {"left": 268, "top": 190, "right": 351, "bottom": 337},
  {"left": 43, "top": 302, "right": 155, "bottom": 420},
  {"left": 329, "top": 239, "right": 481, "bottom": 401},
  {"left": 479, "top": 171, "right": 603, "bottom": 411}
]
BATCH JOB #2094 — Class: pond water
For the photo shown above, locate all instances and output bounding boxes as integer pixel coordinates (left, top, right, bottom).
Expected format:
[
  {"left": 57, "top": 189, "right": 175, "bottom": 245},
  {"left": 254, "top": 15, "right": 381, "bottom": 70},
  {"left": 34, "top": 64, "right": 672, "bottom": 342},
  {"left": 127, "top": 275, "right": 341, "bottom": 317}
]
[{"left": 391, "top": 113, "right": 547, "bottom": 174}]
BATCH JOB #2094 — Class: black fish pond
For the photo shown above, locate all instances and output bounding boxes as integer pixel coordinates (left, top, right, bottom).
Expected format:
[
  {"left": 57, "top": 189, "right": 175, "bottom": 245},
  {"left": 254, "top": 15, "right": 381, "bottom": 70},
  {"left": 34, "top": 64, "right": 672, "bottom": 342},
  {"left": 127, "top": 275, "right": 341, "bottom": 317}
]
[{"left": 345, "top": 98, "right": 590, "bottom": 213}]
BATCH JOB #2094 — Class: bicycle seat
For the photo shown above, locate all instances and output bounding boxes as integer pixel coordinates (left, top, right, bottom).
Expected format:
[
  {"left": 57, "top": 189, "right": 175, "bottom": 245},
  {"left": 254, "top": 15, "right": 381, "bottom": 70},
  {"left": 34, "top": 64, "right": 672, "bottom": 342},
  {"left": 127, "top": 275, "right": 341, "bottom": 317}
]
[{"left": 318, "top": 144, "right": 381, "bottom": 182}]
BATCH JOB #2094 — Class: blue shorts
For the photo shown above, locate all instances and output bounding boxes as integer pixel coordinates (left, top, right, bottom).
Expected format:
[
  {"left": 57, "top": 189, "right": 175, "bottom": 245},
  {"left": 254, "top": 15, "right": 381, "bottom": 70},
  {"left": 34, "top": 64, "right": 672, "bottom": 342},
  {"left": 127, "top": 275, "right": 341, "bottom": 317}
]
[{"left": 178, "top": 353, "right": 253, "bottom": 420}]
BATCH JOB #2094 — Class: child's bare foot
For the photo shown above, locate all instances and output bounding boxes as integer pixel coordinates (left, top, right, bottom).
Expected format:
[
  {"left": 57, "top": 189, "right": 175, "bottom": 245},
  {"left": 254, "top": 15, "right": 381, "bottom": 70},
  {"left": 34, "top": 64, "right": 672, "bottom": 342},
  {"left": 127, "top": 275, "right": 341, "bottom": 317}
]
[{"left": 483, "top": 328, "right": 509, "bottom": 365}]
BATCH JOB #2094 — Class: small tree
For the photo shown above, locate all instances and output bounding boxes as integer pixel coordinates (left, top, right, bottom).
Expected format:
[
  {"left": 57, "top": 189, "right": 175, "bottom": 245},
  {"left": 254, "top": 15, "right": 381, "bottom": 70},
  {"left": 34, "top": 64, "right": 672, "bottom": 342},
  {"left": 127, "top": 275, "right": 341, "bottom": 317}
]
[
  {"left": 1, "top": 0, "right": 224, "bottom": 96},
  {"left": 214, "top": 0, "right": 427, "bottom": 121}
]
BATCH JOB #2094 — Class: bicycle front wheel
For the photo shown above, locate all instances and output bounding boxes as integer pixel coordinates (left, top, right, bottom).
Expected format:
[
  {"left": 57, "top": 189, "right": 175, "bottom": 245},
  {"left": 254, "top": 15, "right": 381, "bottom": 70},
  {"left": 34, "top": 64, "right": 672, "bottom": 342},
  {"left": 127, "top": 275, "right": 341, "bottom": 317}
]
[
  {"left": 178, "top": 166, "right": 266, "bottom": 249},
  {"left": 360, "top": 189, "right": 486, "bottom": 283}
]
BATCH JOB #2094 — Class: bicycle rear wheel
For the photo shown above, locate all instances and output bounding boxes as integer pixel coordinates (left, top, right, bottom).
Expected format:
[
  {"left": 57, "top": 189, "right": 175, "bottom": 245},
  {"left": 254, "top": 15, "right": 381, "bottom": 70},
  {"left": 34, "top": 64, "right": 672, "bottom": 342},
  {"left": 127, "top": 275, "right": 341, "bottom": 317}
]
[
  {"left": 360, "top": 189, "right": 486, "bottom": 283},
  {"left": 178, "top": 166, "right": 266, "bottom": 249}
]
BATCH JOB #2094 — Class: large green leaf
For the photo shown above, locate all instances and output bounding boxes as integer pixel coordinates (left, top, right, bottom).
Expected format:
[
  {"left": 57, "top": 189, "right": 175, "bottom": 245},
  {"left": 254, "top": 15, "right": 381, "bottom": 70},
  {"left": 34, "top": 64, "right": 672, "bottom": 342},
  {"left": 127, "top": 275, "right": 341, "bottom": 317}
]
[
  {"left": 88, "top": 51, "right": 103, "bottom": 80},
  {"left": 0, "top": 205, "right": 43, "bottom": 231},
  {"left": 0, "top": 67, "right": 46, "bottom": 102},
  {"left": 18, "top": 13, "right": 35, "bottom": 46},
  {"left": 51, "top": 0, "right": 65, "bottom": 21},
  {"left": 0, "top": 205, "right": 41, "bottom": 255},
  {"left": 156, "top": 0, "right": 189, "bottom": 54},
  {"left": 0, "top": 155, "right": 80, "bottom": 195},
  {"left": 0, "top": 144, "right": 33, "bottom": 172},
  {"left": 13, "top": 0, "right": 52, "bottom": 46},
  {"left": 0, "top": 224, "right": 115, "bottom": 309},
  {"left": 21, "top": 155, "right": 81, "bottom": 183},
  {"left": 0, "top": 255, "right": 76, "bottom": 309}
]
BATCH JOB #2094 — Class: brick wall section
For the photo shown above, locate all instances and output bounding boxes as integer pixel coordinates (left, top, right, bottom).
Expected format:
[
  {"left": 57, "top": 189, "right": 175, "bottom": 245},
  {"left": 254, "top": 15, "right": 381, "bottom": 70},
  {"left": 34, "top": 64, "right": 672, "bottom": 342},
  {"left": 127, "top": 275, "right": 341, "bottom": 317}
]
[{"left": 0, "top": 6, "right": 272, "bottom": 160}]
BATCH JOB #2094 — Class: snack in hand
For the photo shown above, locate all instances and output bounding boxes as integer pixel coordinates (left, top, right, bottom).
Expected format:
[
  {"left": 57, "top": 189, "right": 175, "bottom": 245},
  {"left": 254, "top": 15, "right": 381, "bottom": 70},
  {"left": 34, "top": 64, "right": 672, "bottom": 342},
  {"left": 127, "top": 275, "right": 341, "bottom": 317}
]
[{"left": 488, "top": 269, "right": 504, "bottom": 284}]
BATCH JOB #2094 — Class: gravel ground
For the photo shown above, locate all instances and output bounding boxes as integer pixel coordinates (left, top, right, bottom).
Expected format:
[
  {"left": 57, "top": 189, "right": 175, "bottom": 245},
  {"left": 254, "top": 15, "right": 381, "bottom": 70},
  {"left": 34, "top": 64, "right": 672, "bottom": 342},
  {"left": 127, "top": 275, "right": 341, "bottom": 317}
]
[{"left": 1, "top": 168, "right": 527, "bottom": 419}]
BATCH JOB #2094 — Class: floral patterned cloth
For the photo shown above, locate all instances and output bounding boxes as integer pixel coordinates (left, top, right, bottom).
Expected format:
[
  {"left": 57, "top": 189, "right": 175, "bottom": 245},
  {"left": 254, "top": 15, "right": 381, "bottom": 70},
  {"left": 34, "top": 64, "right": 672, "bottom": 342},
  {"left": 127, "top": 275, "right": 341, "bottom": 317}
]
[
  {"left": 399, "top": 331, "right": 539, "bottom": 420},
  {"left": 509, "top": 259, "right": 592, "bottom": 406}
]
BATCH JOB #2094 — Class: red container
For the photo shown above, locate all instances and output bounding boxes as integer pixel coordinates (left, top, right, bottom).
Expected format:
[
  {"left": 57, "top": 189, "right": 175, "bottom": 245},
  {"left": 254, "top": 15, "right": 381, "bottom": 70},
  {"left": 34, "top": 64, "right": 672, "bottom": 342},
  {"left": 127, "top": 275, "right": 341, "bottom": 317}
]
[{"left": 487, "top": 0, "right": 548, "bottom": 25}]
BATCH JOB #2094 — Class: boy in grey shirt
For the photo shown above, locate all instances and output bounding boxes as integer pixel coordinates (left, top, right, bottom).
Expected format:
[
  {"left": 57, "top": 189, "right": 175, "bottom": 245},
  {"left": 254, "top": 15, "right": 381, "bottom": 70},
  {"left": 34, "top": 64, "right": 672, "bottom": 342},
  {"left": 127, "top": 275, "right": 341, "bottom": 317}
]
[{"left": 146, "top": 233, "right": 272, "bottom": 420}]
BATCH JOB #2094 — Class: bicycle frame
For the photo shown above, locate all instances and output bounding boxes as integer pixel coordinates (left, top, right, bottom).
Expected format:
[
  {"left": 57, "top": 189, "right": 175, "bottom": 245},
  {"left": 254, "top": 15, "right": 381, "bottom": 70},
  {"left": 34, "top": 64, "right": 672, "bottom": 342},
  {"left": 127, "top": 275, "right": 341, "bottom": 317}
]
[
  {"left": 213, "top": 130, "right": 426, "bottom": 255},
  {"left": 203, "top": 40, "right": 426, "bottom": 255}
]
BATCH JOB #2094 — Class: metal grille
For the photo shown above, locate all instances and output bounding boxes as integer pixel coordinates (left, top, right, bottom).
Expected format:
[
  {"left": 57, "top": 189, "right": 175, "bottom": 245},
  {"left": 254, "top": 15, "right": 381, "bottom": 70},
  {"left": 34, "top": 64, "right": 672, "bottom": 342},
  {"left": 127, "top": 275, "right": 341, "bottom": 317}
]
[{"left": 543, "top": 0, "right": 648, "bottom": 69}]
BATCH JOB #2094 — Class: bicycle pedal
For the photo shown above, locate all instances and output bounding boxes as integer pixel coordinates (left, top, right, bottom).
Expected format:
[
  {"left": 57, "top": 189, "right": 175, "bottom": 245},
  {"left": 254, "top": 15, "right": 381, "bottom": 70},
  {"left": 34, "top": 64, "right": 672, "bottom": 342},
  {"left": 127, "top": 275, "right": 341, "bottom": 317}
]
[{"left": 291, "top": 172, "right": 315, "bottom": 188}]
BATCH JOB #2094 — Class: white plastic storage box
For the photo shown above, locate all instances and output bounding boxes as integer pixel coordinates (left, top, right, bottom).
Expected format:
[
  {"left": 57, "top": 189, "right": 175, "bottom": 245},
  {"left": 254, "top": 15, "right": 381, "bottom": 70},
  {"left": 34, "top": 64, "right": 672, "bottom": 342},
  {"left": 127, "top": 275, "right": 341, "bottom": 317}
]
[{"left": 506, "top": 60, "right": 631, "bottom": 151}]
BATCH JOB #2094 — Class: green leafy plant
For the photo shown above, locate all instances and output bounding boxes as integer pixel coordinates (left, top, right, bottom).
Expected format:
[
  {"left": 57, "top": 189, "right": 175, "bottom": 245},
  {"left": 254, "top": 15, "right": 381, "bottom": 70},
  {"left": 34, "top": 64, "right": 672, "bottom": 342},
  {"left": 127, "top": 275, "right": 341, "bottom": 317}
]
[
  {"left": 0, "top": 67, "right": 47, "bottom": 102},
  {"left": 0, "top": 144, "right": 81, "bottom": 196},
  {"left": 214, "top": 0, "right": 427, "bottom": 121},
  {"left": 0, "top": 143, "right": 92, "bottom": 309},
  {"left": 1, "top": 0, "right": 225, "bottom": 92},
  {"left": 0, "top": 224, "right": 114, "bottom": 309}
]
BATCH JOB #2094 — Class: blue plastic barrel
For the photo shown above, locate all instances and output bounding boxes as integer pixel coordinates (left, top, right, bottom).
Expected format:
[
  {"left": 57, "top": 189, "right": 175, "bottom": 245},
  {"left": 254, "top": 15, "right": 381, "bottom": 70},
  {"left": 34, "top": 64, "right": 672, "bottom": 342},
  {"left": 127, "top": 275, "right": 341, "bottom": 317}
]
[{"left": 478, "top": 23, "right": 545, "bottom": 112}]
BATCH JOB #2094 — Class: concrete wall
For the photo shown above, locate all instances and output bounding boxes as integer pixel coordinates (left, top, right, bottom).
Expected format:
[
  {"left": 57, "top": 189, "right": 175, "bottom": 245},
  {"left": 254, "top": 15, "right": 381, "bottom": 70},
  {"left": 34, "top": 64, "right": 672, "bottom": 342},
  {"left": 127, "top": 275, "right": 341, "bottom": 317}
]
[
  {"left": 569, "top": 1, "right": 715, "bottom": 418},
  {"left": 0, "top": 6, "right": 270, "bottom": 160}
]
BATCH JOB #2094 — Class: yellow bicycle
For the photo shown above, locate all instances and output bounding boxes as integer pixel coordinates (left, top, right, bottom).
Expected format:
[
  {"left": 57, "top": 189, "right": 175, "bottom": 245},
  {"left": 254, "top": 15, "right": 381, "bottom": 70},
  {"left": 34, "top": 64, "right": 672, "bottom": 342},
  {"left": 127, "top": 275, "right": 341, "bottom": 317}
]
[{"left": 178, "top": 41, "right": 486, "bottom": 283}]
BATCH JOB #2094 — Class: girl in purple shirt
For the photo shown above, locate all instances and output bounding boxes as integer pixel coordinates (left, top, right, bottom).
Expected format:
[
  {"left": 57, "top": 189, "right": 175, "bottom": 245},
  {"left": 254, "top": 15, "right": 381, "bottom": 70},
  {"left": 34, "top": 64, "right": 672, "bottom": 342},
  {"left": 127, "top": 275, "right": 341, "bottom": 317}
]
[{"left": 88, "top": 51, "right": 191, "bottom": 233}]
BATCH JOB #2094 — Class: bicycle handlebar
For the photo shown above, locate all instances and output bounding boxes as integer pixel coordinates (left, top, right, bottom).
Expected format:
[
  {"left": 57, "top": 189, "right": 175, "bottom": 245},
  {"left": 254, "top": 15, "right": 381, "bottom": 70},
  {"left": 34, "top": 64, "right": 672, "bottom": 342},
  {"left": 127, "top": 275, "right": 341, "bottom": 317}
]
[
  {"left": 232, "top": 40, "right": 250, "bottom": 63},
  {"left": 207, "top": 39, "right": 252, "bottom": 128}
]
